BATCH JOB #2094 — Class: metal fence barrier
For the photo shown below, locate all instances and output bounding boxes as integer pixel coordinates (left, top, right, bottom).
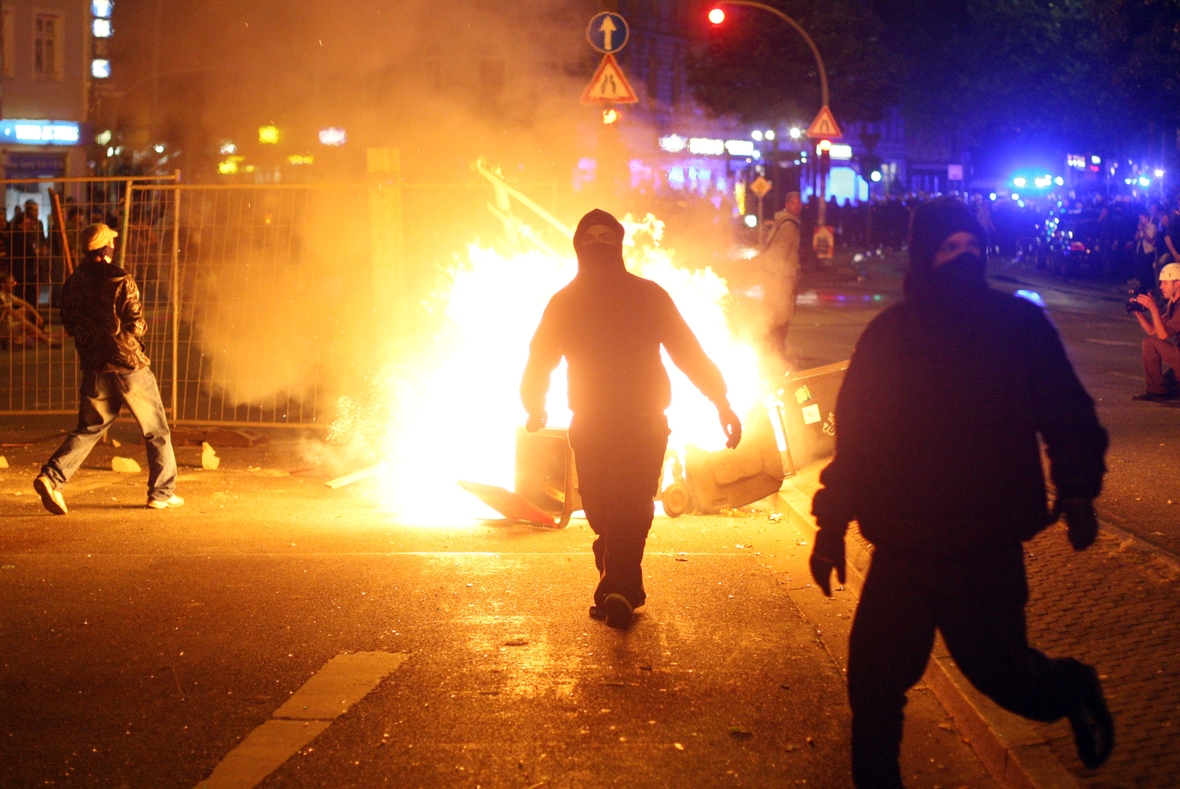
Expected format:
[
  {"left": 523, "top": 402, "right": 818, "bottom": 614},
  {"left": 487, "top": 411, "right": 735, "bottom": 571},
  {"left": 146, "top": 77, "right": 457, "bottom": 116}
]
[
  {"left": 0, "top": 175, "right": 179, "bottom": 414},
  {"left": 1, "top": 174, "right": 559, "bottom": 427}
]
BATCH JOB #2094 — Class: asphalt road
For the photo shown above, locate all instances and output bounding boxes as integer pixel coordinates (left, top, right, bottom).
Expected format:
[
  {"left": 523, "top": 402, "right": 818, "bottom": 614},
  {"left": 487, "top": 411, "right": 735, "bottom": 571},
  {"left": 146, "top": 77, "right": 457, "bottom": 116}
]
[
  {"left": 1, "top": 254, "right": 1173, "bottom": 788},
  {"left": 0, "top": 435, "right": 996, "bottom": 788}
]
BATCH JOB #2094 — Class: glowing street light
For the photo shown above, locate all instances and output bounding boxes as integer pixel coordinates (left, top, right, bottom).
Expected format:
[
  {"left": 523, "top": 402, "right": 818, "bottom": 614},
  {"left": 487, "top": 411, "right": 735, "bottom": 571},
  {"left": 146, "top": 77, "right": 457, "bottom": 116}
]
[
  {"left": 258, "top": 125, "right": 280, "bottom": 145},
  {"left": 751, "top": 130, "right": 763, "bottom": 141},
  {"left": 789, "top": 127, "right": 801, "bottom": 139},
  {"left": 708, "top": 7, "right": 726, "bottom": 24},
  {"left": 764, "top": 130, "right": 775, "bottom": 140}
]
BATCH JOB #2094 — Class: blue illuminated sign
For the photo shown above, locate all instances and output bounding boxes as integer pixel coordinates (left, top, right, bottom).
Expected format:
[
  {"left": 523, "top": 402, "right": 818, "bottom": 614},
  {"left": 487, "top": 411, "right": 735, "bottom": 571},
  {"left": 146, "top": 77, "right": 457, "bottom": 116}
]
[{"left": 0, "top": 120, "right": 82, "bottom": 146}]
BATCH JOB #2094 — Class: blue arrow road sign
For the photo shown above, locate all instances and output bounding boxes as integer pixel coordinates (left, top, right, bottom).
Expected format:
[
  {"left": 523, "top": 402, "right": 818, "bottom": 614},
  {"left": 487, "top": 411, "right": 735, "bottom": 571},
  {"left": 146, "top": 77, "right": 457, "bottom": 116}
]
[{"left": 586, "top": 12, "right": 629, "bottom": 54}]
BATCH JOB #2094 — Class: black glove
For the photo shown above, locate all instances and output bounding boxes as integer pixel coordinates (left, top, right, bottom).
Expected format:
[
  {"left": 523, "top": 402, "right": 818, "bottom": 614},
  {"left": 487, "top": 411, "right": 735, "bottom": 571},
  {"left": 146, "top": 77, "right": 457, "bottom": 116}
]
[
  {"left": 1054, "top": 498, "right": 1099, "bottom": 551},
  {"left": 809, "top": 526, "right": 847, "bottom": 597}
]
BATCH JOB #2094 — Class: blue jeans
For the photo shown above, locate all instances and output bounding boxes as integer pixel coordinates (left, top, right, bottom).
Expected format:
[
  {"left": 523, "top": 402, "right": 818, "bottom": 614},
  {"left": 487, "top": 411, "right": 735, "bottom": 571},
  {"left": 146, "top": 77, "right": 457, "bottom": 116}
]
[{"left": 42, "top": 368, "right": 178, "bottom": 502}]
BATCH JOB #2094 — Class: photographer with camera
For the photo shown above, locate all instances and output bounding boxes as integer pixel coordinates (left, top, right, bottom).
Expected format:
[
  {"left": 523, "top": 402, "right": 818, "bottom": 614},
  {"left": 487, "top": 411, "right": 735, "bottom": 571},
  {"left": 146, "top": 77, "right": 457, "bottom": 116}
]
[{"left": 1131, "top": 263, "right": 1180, "bottom": 402}]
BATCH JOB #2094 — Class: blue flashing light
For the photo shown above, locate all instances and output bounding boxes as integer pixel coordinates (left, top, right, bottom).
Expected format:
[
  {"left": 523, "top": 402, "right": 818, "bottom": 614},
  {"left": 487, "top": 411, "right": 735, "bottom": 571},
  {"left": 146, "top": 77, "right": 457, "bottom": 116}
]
[{"left": 1015, "top": 289, "right": 1046, "bottom": 309}]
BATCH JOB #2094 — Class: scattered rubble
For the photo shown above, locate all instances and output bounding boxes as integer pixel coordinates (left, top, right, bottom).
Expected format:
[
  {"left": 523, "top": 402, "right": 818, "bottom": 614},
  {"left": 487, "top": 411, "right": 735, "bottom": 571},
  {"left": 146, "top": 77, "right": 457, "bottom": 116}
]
[
  {"left": 111, "top": 457, "right": 141, "bottom": 473},
  {"left": 201, "top": 443, "right": 220, "bottom": 471}
]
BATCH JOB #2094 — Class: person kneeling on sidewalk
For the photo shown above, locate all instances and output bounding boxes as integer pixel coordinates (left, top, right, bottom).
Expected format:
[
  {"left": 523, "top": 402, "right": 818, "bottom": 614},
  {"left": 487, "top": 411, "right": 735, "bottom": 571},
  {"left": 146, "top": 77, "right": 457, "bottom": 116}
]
[
  {"left": 809, "top": 198, "right": 1114, "bottom": 788},
  {"left": 1131, "top": 262, "right": 1180, "bottom": 401},
  {"left": 33, "top": 223, "right": 182, "bottom": 515}
]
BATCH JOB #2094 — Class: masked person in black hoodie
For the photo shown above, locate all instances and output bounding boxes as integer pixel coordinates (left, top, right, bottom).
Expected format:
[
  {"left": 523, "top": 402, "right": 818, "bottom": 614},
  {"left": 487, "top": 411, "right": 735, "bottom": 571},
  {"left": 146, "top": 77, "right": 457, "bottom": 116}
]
[
  {"left": 522, "top": 209, "right": 742, "bottom": 629},
  {"left": 809, "top": 198, "right": 1113, "bottom": 787}
]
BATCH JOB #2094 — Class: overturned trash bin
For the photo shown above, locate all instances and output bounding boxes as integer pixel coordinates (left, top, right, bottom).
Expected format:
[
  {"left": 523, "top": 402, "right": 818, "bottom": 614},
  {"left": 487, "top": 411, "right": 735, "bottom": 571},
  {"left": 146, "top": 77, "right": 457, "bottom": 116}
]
[
  {"left": 683, "top": 403, "right": 790, "bottom": 514},
  {"left": 458, "top": 427, "right": 581, "bottom": 528},
  {"left": 681, "top": 360, "right": 849, "bottom": 514},
  {"left": 777, "top": 360, "right": 848, "bottom": 471}
]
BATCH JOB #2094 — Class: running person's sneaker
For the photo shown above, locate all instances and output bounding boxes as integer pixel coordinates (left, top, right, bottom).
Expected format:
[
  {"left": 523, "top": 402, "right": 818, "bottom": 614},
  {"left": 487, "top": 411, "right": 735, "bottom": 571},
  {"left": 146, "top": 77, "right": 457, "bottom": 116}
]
[
  {"left": 147, "top": 495, "right": 185, "bottom": 510},
  {"left": 1067, "top": 660, "right": 1115, "bottom": 769},
  {"left": 33, "top": 475, "right": 67, "bottom": 515}
]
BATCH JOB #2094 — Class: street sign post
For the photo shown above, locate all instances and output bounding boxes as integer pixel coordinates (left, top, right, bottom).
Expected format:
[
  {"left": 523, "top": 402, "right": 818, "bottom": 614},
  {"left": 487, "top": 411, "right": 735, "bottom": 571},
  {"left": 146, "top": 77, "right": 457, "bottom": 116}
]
[
  {"left": 805, "top": 105, "right": 841, "bottom": 251},
  {"left": 586, "top": 12, "right": 630, "bottom": 54},
  {"left": 805, "top": 105, "right": 842, "bottom": 140},
  {"left": 751, "top": 176, "right": 772, "bottom": 246},
  {"left": 580, "top": 53, "right": 639, "bottom": 105}
]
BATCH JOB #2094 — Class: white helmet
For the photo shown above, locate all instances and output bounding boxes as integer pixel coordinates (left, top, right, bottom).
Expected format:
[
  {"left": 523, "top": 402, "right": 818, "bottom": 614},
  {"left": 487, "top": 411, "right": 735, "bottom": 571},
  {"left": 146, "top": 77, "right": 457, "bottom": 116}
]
[{"left": 1161, "top": 263, "right": 1180, "bottom": 282}]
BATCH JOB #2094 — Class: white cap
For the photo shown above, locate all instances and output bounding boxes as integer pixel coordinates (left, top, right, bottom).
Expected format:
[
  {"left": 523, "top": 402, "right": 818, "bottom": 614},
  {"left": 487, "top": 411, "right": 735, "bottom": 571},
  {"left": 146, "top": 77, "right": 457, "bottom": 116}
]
[{"left": 1160, "top": 263, "right": 1180, "bottom": 282}]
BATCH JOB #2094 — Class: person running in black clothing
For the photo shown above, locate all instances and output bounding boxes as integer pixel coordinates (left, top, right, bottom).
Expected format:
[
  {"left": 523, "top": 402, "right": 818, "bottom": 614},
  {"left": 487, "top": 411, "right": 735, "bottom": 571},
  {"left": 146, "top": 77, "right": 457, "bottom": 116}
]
[
  {"left": 809, "top": 197, "right": 1114, "bottom": 787},
  {"left": 521, "top": 209, "right": 742, "bottom": 630}
]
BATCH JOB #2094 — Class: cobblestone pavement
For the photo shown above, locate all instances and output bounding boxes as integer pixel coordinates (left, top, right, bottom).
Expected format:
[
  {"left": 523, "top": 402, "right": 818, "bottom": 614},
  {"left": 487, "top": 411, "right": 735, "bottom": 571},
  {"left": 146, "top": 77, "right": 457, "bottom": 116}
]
[{"left": 1022, "top": 525, "right": 1180, "bottom": 787}]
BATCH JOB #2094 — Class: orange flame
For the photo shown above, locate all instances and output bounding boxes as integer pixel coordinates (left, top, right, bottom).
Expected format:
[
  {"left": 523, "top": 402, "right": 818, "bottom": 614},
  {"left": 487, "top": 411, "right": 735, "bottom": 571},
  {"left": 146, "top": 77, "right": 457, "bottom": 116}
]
[{"left": 330, "top": 214, "right": 761, "bottom": 525}]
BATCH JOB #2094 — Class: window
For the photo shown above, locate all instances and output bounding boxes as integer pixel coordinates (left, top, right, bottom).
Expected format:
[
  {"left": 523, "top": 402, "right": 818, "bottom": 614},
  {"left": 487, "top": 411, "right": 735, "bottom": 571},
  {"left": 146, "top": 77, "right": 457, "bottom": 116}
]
[
  {"left": 2, "top": 7, "right": 14, "bottom": 78},
  {"left": 34, "top": 13, "right": 62, "bottom": 80}
]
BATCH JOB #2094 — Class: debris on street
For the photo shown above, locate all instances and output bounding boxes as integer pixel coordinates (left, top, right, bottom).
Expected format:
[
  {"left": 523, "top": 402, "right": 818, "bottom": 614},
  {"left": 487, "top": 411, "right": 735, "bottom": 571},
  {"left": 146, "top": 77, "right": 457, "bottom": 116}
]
[{"left": 111, "top": 457, "right": 141, "bottom": 473}]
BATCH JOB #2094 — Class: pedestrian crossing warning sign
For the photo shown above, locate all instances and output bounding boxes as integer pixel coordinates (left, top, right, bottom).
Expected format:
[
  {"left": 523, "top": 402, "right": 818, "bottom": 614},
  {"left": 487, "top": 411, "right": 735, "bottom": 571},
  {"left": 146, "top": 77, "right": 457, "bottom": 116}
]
[
  {"left": 580, "top": 53, "right": 639, "bottom": 105},
  {"left": 806, "top": 105, "right": 843, "bottom": 140}
]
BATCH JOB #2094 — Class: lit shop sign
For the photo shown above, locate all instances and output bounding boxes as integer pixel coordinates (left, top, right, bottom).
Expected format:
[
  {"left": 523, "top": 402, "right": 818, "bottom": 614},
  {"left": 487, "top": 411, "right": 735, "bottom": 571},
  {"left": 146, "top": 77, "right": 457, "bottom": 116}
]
[
  {"left": 318, "top": 127, "right": 347, "bottom": 146},
  {"left": 1067, "top": 154, "right": 1086, "bottom": 170},
  {"left": 724, "top": 139, "right": 755, "bottom": 156},
  {"left": 689, "top": 138, "right": 724, "bottom": 155},
  {"left": 828, "top": 144, "right": 853, "bottom": 160},
  {"left": 0, "top": 120, "right": 82, "bottom": 145},
  {"left": 658, "top": 135, "right": 761, "bottom": 157}
]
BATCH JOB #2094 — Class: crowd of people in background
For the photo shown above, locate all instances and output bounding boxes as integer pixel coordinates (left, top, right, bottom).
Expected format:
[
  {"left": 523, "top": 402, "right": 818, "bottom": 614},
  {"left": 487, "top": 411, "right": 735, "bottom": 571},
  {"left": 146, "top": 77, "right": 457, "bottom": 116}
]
[
  {"left": 792, "top": 189, "right": 1180, "bottom": 293},
  {"left": 0, "top": 194, "right": 165, "bottom": 350}
]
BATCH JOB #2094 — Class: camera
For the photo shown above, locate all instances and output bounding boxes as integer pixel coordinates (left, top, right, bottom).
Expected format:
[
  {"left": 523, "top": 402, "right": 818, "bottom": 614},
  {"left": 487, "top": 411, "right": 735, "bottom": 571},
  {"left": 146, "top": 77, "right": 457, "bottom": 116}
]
[{"left": 1126, "top": 289, "right": 1151, "bottom": 314}]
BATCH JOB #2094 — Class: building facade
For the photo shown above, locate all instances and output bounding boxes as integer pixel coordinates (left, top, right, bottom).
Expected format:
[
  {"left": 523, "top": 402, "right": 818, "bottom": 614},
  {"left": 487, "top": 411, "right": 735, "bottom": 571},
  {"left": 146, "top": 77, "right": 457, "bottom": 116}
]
[{"left": 1, "top": 0, "right": 92, "bottom": 190}]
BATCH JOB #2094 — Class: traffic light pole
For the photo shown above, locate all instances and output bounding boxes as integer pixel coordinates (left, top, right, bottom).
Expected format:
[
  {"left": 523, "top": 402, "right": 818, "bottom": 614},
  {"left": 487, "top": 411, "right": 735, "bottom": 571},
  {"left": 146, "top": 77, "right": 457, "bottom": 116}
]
[{"left": 713, "top": 1, "right": 831, "bottom": 227}]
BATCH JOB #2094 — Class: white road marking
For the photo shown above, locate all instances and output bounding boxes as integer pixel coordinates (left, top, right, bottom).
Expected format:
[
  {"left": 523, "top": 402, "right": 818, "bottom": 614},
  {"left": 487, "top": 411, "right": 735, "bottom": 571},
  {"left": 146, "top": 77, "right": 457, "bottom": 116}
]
[
  {"left": 194, "top": 651, "right": 407, "bottom": 789},
  {"left": 1087, "top": 338, "right": 1140, "bottom": 346}
]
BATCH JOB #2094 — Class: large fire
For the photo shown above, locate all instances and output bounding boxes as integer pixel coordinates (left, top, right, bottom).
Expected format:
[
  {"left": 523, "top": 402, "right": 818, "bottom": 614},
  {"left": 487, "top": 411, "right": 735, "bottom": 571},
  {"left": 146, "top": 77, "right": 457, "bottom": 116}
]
[{"left": 329, "top": 214, "right": 762, "bottom": 525}]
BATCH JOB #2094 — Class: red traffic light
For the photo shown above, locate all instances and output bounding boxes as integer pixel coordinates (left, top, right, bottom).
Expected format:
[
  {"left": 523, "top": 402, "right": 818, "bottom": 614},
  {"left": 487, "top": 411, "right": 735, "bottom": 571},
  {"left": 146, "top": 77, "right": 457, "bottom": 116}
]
[{"left": 708, "top": 8, "right": 725, "bottom": 24}]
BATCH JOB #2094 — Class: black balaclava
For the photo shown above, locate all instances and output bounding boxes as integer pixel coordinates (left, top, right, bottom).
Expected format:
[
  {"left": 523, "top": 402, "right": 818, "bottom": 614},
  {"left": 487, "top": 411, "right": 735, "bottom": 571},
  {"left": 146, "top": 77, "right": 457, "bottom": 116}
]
[
  {"left": 572, "top": 209, "right": 626, "bottom": 276},
  {"left": 904, "top": 197, "right": 987, "bottom": 297}
]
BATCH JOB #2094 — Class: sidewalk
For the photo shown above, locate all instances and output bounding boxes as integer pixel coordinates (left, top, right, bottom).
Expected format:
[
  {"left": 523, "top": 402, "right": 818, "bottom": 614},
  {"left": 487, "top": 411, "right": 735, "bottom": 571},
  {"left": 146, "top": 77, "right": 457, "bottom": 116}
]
[{"left": 775, "top": 465, "right": 1180, "bottom": 789}]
